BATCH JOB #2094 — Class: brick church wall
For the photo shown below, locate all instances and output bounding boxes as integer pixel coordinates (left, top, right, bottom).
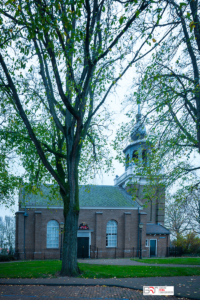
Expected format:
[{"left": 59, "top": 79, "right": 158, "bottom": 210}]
[{"left": 15, "top": 207, "right": 154, "bottom": 259}]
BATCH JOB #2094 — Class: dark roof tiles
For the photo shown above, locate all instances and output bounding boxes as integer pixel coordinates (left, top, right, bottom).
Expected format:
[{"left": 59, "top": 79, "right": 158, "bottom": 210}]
[
  {"left": 20, "top": 185, "right": 140, "bottom": 208},
  {"left": 146, "top": 223, "right": 170, "bottom": 235}
]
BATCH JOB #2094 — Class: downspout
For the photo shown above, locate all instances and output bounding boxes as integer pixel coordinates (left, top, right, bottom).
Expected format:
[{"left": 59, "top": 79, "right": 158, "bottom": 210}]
[
  {"left": 24, "top": 206, "right": 28, "bottom": 260},
  {"left": 136, "top": 177, "right": 142, "bottom": 258},
  {"left": 137, "top": 207, "right": 140, "bottom": 258}
]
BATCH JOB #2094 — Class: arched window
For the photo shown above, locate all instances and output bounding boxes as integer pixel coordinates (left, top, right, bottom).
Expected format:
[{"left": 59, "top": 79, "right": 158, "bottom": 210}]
[
  {"left": 106, "top": 220, "right": 117, "bottom": 247},
  {"left": 142, "top": 150, "right": 147, "bottom": 165},
  {"left": 47, "top": 220, "right": 59, "bottom": 248},
  {"left": 132, "top": 150, "right": 138, "bottom": 162},
  {"left": 126, "top": 154, "right": 130, "bottom": 168}
]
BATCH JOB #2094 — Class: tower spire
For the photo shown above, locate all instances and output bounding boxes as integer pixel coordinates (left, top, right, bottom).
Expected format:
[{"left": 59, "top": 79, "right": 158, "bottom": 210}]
[
  {"left": 136, "top": 103, "right": 141, "bottom": 122},
  {"left": 136, "top": 83, "right": 141, "bottom": 122},
  {"left": 130, "top": 101, "right": 146, "bottom": 141}
]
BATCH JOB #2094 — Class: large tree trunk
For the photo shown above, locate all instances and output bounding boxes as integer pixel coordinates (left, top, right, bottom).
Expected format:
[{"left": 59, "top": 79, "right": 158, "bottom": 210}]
[
  {"left": 61, "top": 205, "right": 79, "bottom": 276},
  {"left": 60, "top": 143, "right": 80, "bottom": 276},
  {"left": 60, "top": 183, "right": 80, "bottom": 276}
]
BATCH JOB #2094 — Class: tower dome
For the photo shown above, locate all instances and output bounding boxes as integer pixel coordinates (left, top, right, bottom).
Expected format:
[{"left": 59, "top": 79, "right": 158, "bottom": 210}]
[
  {"left": 114, "top": 104, "right": 150, "bottom": 187},
  {"left": 123, "top": 104, "right": 149, "bottom": 171}
]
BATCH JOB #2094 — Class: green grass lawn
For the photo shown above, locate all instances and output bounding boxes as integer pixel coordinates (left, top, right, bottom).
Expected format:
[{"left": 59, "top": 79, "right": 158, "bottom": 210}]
[
  {"left": 1, "top": 260, "right": 200, "bottom": 278},
  {"left": 131, "top": 257, "right": 200, "bottom": 265}
]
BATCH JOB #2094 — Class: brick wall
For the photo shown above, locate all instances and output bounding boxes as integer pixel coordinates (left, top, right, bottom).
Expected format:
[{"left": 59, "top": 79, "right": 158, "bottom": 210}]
[
  {"left": 145, "top": 234, "right": 170, "bottom": 258},
  {"left": 15, "top": 207, "right": 168, "bottom": 259}
]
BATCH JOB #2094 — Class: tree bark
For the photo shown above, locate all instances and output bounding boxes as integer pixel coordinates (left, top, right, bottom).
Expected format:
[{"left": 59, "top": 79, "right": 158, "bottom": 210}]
[
  {"left": 60, "top": 182, "right": 80, "bottom": 276},
  {"left": 59, "top": 135, "right": 80, "bottom": 276}
]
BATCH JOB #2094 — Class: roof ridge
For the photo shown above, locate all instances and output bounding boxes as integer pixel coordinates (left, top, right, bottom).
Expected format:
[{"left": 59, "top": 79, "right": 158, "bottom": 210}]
[
  {"left": 159, "top": 223, "right": 170, "bottom": 230},
  {"left": 80, "top": 185, "right": 117, "bottom": 187}
]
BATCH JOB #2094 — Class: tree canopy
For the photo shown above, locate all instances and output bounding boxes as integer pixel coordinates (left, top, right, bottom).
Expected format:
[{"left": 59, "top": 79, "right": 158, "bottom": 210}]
[
  {"left": 0, "top": 0, "right": 167, "bottom": 275},
  {"left": 115, "top": 0, "right": 200, "bottom": 200}
]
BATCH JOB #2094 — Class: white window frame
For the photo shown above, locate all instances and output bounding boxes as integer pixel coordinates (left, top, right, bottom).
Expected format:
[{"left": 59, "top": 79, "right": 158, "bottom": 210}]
[
  {"left": 47, "top": 220, "right": 59, "bottom": 249},
  {"left": 145, "top": 239, "right": 149, "bottom": 247},
  {"left": 106, "top": 220, "right": 117, "bottom": 248}
]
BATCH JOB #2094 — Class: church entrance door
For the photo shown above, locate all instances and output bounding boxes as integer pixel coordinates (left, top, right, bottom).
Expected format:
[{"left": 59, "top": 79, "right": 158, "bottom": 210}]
[
  {"left": 150, "top": 240, "right": 156, "bottom": 257},
  {"left": 77, "top": 237, "right": 89, "bottom": 258}
]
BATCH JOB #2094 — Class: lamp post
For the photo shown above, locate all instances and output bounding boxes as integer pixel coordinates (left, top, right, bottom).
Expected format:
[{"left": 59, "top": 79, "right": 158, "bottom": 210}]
[
  {"left": 139, "top": 223, "right": 143, "bottom": 259},
  {"left": 24, "top": 206, "right": 28, "bottom": 260},
  {"left": 60, "top": 222, "right": 64, "bottom": 261}
]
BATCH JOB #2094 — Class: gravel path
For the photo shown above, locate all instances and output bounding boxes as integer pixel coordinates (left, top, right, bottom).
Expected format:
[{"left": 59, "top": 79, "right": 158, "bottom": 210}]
[{"left": 78, "top": 258, "right": 200, "bottom": 268}]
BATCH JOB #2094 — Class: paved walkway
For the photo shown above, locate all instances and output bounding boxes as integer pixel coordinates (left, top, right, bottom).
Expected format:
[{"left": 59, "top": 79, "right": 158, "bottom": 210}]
[
  {"left": 0, "top": 284, "right": 183, "bottom": 300},
  {"left": 0, "top": 276, "right": 200, "bottom": 299},
  {"left": 78, "top": 258, "right": 200, "bottom": 268}
]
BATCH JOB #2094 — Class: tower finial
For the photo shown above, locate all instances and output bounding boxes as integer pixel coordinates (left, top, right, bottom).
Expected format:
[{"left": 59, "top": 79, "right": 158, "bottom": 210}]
[
  {"left": 131, "top": 100, "right": 146, "bottom": 141},
  {"left": 136, "top": 102, "right": 141, "bottom": 122},
  {"left": 137, "top": 81, "right": 141, "bottom": 120}
]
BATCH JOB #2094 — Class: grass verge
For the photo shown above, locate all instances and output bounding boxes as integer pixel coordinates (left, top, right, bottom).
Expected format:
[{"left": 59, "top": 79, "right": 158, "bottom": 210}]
[
  {"left": 0, "top": 260, "right": 200, "bottom": 278},
  {"left": 0, "top": 260, "right": 61, "bottom": 279},
  {"left": 131, "top": 257, "right": 200, "bottom": 265},
  {"left": 79, "top": 263, "right": 200, "bottom": 278}
]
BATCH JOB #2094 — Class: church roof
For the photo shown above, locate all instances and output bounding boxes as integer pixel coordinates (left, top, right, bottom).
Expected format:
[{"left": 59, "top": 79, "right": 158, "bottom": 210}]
[
  {"left": 19, "top": 185, "right": 140, "bottom": 209},
  {"left": 146, "top": 223, "right": 170, "bottom": 235},
  {"left": 79, "top": 185, "right": 140, "bottom": 208}
]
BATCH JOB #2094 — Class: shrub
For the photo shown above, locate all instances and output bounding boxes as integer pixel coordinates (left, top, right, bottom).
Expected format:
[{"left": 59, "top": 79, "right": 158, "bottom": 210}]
[
  {"left": 0, "top": 254, "right": 15, "bottom": 262},
  {"left": 172, "top": 232, "right": 200, "bottom": 254}
]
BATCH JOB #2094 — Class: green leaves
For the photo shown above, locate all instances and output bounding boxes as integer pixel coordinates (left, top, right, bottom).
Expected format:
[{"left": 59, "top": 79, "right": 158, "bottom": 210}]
[
  {"left": 135, "top": 10, "right": 140, "bottom": 18},
  {"left": 119, "top": 16, "right": 125, "bottom": 25},
  {"left": 179, "top": 2, "right": 187, "bottom": 9}
]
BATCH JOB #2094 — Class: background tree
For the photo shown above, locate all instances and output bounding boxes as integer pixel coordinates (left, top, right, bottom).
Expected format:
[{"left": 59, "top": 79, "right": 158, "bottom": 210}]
[
  {"left": 165, "top": 195, "right": 193, "bottom": 239},
  {"left": 0, "top": 108, "right": 20, "bottom": 208},
  {"left": 139, "top": 0, "right": 200, "bottom": 186},
  {"left": 0, "top": 216, "right": 15, "bottom": 252},
  {"left": 187, "top": 187, "right": 200, "bottom": 234},
  {"left": 115, "top": 0, "right": 200, "bottom": 200},
  {"left": 165, "top": 186, "right": 200, "bottom": 236},
  {"left": 0, "top": 0, "right": 167, "bottom": 275}
]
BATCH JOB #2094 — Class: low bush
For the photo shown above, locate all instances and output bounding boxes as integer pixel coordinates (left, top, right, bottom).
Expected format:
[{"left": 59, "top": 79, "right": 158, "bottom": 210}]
[
  {"left": 0, "top": 254, "right": 15, "bottom": 262},
  {"left": 172, "top": 232, "right": 200, "bottom": 255}
]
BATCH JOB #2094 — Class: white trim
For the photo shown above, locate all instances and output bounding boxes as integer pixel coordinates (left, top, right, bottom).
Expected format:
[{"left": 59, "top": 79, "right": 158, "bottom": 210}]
[
  {"left": 21, "top": 206, "right": 142, "bottom": 210},
  {"left": 77, "top": 230, "right": 93, "bottom": 232},
  {"left": 106, "top": 220, "right": 117, "bottom": 247},
  {"left": 149, "top": 239, "right": 157, "bottom": 257},
  {"left": 46, "top": 220, "right": 59, "bottom": 249},
  {"left": 81, "top": 207, "right": 141, "bottom": 210}
]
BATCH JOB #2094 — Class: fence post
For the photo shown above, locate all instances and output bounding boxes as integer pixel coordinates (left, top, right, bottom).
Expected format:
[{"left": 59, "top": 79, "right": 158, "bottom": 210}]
[
  {"left": 90, "top": 245, "right": 91, "bottom": 258},
  {"left": 115, "top": 247, "right": 116, "bottom": 259},
  {"left": 97, "top": 247, "right": 98, "bottom": 259},
  {"left": 82, "top": 246, "right": 84, "bottom": 259}
]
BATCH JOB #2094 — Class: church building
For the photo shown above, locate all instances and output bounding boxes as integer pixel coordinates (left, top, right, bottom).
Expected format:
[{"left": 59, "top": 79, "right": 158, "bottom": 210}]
[{"left": 15, "top": 107, "right": 170, "bottom": 260}]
